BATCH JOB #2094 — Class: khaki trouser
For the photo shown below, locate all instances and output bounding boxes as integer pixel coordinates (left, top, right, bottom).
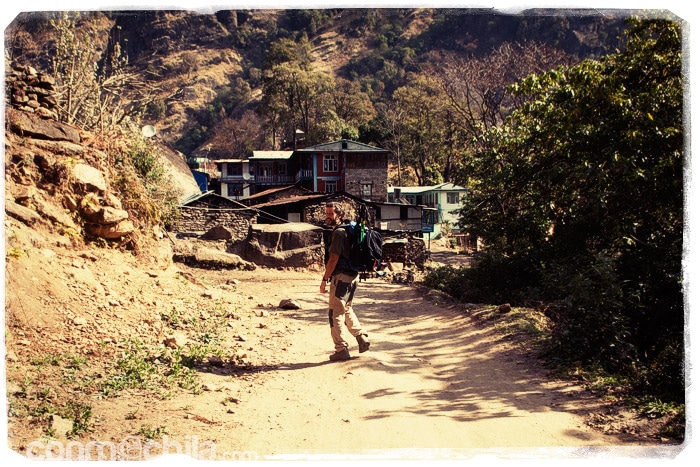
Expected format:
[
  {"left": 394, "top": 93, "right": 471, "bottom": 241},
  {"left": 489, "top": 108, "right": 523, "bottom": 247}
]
[{"left": 328, "top": 271, "right": 365, "bottom": 352}]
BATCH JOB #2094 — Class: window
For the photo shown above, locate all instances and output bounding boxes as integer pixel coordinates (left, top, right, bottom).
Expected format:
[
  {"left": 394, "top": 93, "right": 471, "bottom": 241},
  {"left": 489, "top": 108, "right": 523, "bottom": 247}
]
[
  {"left": 323, "top": 154, "right": 338, "bottom": 172},
  {"left": 227, "top": 183, "right": 243, "bottom": 197},
  {"left": 361, "top": 183, "right": 372, "bottom": 199},
  {"left": 325, "top": 181, "right": 337, "bottom": 193},
  {"left": 447, "top": 192, "right": 460, "bottom": 204},
  {"left": 277, "top": 162, "right": 287, "bottom": 175},
  {"left": 258, "top": 163, "right": 273, "bottom": 177},
  {"left": 227, "top": 164, "right": 241, "bottom": 176}
]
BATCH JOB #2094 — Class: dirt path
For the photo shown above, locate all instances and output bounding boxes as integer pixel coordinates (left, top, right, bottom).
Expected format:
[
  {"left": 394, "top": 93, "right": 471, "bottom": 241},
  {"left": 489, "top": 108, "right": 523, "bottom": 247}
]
[
  {"left": 5, "top": 242, "right": 681, "bottom": 461},
  {"left": 117, "top": 269, "right": 661, "bottom": 460}
]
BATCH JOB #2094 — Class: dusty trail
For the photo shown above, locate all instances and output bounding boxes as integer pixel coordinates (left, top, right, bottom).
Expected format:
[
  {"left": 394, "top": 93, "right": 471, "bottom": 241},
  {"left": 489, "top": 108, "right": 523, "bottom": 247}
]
[
  {"left": 6, "top": 242, "right": 680, "bottom": 462},
  {"left": 183, "top": 274, "right": 657, "bottom": 460}
]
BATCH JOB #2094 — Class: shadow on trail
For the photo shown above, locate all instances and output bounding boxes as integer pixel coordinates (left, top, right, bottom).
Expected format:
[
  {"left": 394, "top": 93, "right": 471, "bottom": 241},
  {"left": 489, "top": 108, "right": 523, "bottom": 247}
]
[{"left": 351, "top": 279, "right": 575, "bottom": 424}]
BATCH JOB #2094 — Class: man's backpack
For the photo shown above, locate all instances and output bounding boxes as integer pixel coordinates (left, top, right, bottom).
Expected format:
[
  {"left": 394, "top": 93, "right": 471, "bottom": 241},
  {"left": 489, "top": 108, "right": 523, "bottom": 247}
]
[{"left": 342, "top": 221, "right": 383, "bottom": 281}]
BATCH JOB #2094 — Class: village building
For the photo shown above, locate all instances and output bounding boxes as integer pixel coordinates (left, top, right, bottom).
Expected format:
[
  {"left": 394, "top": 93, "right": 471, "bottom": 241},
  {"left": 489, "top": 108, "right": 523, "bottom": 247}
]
[
  {"left": 216, "top": 139, "right": 389, "bottom": 204},
  {"left": 175, "top": 140, "right": 443, "bottom": 268},
  {"left": 388, "top": 182, "right": 468, "bottom": 235}
]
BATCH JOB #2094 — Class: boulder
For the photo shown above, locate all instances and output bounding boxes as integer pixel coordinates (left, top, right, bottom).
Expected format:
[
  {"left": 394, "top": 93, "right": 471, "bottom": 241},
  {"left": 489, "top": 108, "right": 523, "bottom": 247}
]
[
  {"left": 235, "top": 223, "right": 325, "bottom": 268},
  {"left": 9, "top": 110, "right": 80, "bottom": 143},
  {"left": 72, "top": 164, "right": 107, "bottom": 192},
  {"left": 201, "top": 225, "right": 233, "bottom": 240},
  {"left": 86, "top": 220, "right": 135, "bottom": 239},
  {"left": 279, "top": 299, "right": 302, "bottom": 310},
  {"left": 5, "top": 198, "right": 42, "bottom": 226},
  {"left": 172, "top": 244, "right": 255, "bottom": 270}
]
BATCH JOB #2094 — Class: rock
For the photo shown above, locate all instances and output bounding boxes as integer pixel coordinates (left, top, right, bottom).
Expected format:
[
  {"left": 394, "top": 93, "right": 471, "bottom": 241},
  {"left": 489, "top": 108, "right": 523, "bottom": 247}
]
[
  {"left": 50, "top": 415, "right": 74, "bottom": 439},
  {"left": 8, "top": 110, "right": 81, "bottom": 143},
  {"left": 203, "top": 289, "right": 222, "bottom": 299},
  {"left": 5, "top": 198, "right": 42, "bottom": 226},
  {"left": 164, "top": 332, "right": 189, "bottom": 348},
  {"left": 201, "top": 225, "right": 233, "bottom": 240},
  {"left": 14, "top": 186, "right": 37, "bottom": 203},
  {"left": 73, "top": 317, "right": 88, "bottom": 326},
  {"left": 72, "top": 164, "right": 107, "bottom": 193},
  {"left": 63, "top": 194, "right": 79, "bottom": 212},
  {"left": 98, "top": 206, "right": 129, "bottom": 224},
  {"left": 498, "top": 303, "right": 512, "bottom": 314},
  {"left": 233, "top": 223, "right": 325, "bottom": 268},
  {"left": 103, "top": 193, "right": 123, "bottom": 210},
  {"left": 34, "top": 197, "right": 78, "bottom": 229},
  {"left": 34, "top": 107, "right": 58, "bottom": 119},
  {"left": 79, "top": 193, "right": 102, "bottom": 219},
  {"left": 279, "top": 299, "right": 302, "bottom": 310},
  {"left": 173, "top": 245, "right": 256, "bottom": 270},
  {"left": 208, "top": 356, "right": 224, "bottom": 367},
  {"left": 86, "top": 220, "right": 135, "bottom": 239}
]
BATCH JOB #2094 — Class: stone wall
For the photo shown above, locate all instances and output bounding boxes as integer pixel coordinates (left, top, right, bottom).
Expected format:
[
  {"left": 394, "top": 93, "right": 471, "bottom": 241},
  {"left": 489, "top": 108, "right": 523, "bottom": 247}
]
[
  {"left": 382, "top": 236, "right": 428, "bottom": 269},
  {"left": 7, "top": 64, "right": 59, "bottom": 119},
  {"left": 173, "top": 206, "right": 258, "bottom": 240},
  {"left": 303, "top": 198, "right": 378, "bottom": 227},
  {"left": 345, "top": 166, "right": 389, "bottom": 204},
  {"left": 232, "top": 223, "right": 325, "bottom": 268}
]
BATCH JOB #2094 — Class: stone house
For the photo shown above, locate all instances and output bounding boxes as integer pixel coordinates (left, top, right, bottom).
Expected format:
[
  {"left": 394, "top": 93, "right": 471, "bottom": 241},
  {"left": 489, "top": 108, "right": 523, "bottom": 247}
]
[
  {"left": 249, "top": 191, "right": 379, "bottom": 228},
  {"left": 172, "top": 191, "right": 258, "bottom": 240}
]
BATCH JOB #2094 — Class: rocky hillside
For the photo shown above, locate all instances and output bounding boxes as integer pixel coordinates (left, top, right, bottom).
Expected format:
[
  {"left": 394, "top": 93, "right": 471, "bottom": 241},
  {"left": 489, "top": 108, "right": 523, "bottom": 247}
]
[{"left": 5, "top": 8, "right": 634, "bottom": 155}]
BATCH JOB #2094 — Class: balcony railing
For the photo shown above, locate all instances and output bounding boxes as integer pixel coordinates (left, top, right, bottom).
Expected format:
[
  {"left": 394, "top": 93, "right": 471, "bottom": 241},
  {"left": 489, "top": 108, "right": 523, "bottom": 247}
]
[
  {"left": 255, "top": 175, "right": 295, "bottom": 185},
  {"left": 296, "top": 169, "right": 313, "bottom": 181},
  {"left": 221, "top": 170, "right": 312, "bottom": 185}
]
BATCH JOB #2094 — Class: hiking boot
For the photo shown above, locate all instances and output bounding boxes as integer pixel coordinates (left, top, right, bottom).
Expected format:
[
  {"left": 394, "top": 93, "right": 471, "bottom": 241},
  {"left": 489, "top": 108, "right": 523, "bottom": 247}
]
[
  {"left": 356, "top": 334, "right": 370, "bottom": 353},
  {"left": 329, "top": 348, "right": 351, "bottom": 361}
]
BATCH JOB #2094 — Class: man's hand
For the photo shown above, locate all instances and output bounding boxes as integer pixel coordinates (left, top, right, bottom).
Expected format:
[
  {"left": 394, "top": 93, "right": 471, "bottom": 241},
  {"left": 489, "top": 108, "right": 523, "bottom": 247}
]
[{"left": 320, "top": 278, "right": 328, "bottom": 294}]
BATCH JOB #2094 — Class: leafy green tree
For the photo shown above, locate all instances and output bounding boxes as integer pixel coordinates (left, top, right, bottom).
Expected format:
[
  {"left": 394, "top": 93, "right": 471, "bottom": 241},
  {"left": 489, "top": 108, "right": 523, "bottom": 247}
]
[
  {"left": 455, "top": 17, "right": 683, "bottom": 398},
  {"left": 390, "top": 73, "right": 456, "bottom": 185},
  {"left": 330, "top": 77, "right": 376, "bottom": 131},
  {"left": 261, "top": 61, "right": 334, "bottom": 148}
]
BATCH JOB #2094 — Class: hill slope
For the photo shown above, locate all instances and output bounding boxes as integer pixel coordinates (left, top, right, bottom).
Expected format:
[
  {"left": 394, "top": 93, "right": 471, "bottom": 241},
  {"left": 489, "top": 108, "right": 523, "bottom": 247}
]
[{"left": 5, "top": 7, "right": 633, "bottom": 155}]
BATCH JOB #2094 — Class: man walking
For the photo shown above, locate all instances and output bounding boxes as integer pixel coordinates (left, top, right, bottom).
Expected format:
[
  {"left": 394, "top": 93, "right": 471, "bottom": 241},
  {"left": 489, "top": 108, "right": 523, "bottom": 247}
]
[{"left": 320, "top": 203, "right": 371, "bottom": 361}]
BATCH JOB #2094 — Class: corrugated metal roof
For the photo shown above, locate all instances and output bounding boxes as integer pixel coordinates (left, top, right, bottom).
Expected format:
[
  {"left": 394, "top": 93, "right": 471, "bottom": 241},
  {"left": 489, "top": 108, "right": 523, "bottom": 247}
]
[
  {"left": 388, "top": 183, "right": 467, "bottom": 194},
  {"left": 296, "top": 139, "right": 387, "bottom": 152},
  {"left": 244, "top": 185, "right": 311, "bottom": 201},
  {"left": 251, "top": 193, "right": 328, "bottom": 208},
  {"left": 179, "top": 190, "right": 251, "bottom": 209},
  {"left": 250, "top": 151, "right": 294, "bottom": 159}
]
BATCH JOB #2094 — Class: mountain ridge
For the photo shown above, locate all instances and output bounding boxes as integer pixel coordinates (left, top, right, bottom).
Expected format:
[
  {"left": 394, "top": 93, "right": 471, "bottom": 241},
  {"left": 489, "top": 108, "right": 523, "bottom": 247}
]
[{"left": 6, "top": 7, "right": 641, "bottom": 155}]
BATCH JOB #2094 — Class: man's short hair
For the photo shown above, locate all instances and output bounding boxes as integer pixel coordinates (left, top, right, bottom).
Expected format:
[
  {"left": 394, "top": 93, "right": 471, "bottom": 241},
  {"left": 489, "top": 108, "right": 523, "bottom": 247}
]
[{"left": 326, "top": 202, "right": 344, "bottom": 218}]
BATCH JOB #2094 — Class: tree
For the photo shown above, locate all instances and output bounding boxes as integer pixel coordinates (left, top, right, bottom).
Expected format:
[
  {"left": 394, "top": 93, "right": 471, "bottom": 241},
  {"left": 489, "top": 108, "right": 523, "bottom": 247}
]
[
  {"left": 209, "top": 110, "right": 266, "bottom": 157},
  {"left": 260, "top": 35, "right": 336, "bottom": 148},
  {"left": 47, "top": 12, "right": 163, "bottom": 132},
  {"left": 330, "top": 78, "right": 376, "bottom": 130},
  {"left": 455, "top": 17, "right": 683, "bottom": 397},
  {"left": 390, "top": 73, "right": 453, "bottom": 185},
  {"left": 435, "top": 41, "right": 574, "bottom": 153}
]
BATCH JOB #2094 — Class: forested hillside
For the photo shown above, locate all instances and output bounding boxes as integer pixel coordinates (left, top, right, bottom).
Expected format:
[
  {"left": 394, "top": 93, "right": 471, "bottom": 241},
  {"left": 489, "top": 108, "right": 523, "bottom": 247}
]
[{"left": 6, "top": 8, "right": 635, "bottom": 184}]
